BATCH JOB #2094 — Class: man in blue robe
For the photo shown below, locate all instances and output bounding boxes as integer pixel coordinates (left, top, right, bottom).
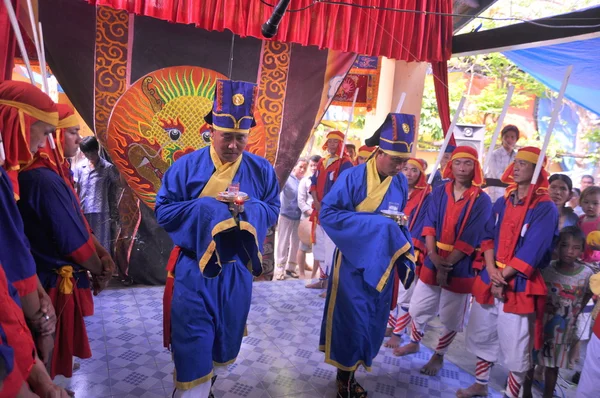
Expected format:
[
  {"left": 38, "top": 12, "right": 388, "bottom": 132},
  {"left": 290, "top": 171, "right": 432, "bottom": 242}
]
[
  {"left": 156, "top": 80, "right": 280, "bottom": 398},
  {"left": 319, "top": 112, "right": 416, "bottom": 397}
]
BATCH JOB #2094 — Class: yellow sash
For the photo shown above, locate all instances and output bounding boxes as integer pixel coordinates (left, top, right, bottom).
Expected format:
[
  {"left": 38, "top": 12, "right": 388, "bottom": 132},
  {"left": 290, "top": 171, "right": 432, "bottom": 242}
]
[
  {"left": 57, "top": 266, "right": 74, "bottom": 294},
  {"left": 355, "top": 158, "right": 392, "bottom": 212},
  {"left": 200, "top": 146, "right": 243, "bottom": 198},
  {"left": 436, "top": 242, "right": 454, "bottom": 252}
]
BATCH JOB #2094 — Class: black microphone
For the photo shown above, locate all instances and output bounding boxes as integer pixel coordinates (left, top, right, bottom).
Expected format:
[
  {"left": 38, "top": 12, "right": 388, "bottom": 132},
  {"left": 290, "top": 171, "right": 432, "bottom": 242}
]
[{"left": 261, "top": 0, "right": 292, "bottom": 38}]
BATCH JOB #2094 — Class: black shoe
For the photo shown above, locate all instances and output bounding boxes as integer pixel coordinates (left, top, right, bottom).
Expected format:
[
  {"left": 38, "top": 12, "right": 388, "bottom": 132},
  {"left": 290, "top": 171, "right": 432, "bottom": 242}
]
[
  {"left": 572, "top": 371, "right": 581, "bottom": 385},
  {"left": 208, "top": 375, "right": 217, "bottom": 398},
  {"left": 336, "top": 376, "right": 368, "bottom": 398}
]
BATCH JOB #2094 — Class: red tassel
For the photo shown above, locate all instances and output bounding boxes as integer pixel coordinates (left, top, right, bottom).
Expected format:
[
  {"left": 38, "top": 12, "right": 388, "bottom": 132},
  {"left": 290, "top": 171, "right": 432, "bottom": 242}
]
[
  {"left": 390, "top": 271, "right": 400, "bottom": 311},
  {"left": 163, "top": 246, "right": 181, "bottom": 349},
  {"left": 534, "top": 294, "right": 546, "bottom": 351}
]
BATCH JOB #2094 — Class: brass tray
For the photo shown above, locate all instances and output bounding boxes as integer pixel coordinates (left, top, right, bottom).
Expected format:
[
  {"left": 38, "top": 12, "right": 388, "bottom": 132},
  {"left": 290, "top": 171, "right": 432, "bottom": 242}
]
[{"left": 380, "top": 210, "right": 409, "bottom": 226}]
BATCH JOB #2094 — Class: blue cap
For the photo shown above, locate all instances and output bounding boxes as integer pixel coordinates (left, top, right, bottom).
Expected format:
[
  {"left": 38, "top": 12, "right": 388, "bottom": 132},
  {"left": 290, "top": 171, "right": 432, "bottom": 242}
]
[
  {"left": 204, "top": 79, "right": 257, "bottom": 134},
  {"left": 365, "top": 113, "right": 415, "bottom": 157}
]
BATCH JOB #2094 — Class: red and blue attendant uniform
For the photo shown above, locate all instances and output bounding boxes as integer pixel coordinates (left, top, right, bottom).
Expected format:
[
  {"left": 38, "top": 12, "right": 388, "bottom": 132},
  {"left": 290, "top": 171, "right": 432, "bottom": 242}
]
[
  {"left": 0, "top": 81, "right": 59, "bottom": 298},
  {"left": 157, "top": 80, "right": 280, "bottom": 394},
  {"left": 388, "top": 158, "right": 431, "bottom": 337},
  {"left": 17, "top": 104, "right": 98, "bottom": 379},
  {"left": 319, "top": 112, "right": 415, "bottom": 382},
  {"left": 17, "top": 166, "right": 96, "bottom": 378},
  {"left": 309, "top": 130, "right": 354, "bottom": 279},
  {"left": 0, "top": 264, "right": 37, "bottom": 398},
  {"left": 407, "top": 147, "right": 493, "bottom": 357},
  {"left": 465, "top": 147, "right": 558, "bottom": 398}
]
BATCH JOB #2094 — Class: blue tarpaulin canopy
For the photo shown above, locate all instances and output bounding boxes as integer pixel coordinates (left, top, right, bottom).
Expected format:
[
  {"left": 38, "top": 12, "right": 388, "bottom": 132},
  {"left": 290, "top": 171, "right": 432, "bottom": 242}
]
[{"left": 504, "top": 36, "right": 600, "bottom": 116}]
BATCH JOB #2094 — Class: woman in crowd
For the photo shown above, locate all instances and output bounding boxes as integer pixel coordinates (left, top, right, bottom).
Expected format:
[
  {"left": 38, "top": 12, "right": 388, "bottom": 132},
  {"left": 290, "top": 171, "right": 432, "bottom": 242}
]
[{"left": 549, "top": 174, "right": 580, "bottom": 229}]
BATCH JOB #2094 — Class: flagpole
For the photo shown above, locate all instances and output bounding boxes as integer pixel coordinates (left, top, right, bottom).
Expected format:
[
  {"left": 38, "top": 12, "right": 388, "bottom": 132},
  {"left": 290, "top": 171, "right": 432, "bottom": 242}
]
[
  {"left": 483, "top": 85, "right": 514, "bottom": 174},
  {"left": 3, "top": 0, "right": 35, "bottom": 84},
  {"left": 427, "top": 96, "right": 467, "bottom": 185}
]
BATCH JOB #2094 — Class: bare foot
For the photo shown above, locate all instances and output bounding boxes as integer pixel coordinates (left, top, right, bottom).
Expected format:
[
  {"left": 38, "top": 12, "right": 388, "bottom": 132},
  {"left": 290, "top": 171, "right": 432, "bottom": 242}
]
[
  {"left": 421, "top": 353, "right": 444, "bottom": 376},
  {"left": 393, "top": 342, "right": 419, "bottom": 356},
  {"left": 456, "top": 383, "right": 488, "bottom": 398},
  {"left": 306, "top": 280, "right": 326, "bottom": 289},
  {"left": 319, "top": 291, "right": 327, "bottom": 298},
  {"left": 384, "top": 334, "right": 402, "bottom": 348}
]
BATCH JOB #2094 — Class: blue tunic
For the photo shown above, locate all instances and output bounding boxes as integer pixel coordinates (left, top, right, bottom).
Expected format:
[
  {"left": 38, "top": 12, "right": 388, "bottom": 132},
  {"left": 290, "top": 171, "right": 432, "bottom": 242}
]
[
  {"left": 318, "top": 163, "right": 415, "bottom": 371},
  {"left": 155, "top": 147, "right": 279, "bottom": 389},
  {"left": 419, "top": 182, "right": 493, "bottom": 294},
  {"left": 0, "top": 167, "right": 38, "bottom": 297},
  {"left": 18, "top": 168, "right": 95, "bottom": 291}
]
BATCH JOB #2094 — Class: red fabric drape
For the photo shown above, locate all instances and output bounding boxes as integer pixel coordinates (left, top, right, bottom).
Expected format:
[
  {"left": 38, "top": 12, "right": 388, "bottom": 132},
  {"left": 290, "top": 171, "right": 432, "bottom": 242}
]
[
  {"left": 0, "top": 0, "right": 18, "bottom": 81},
  {"left": 431, "top": 60, "right": 455, "bottom": 144},
  {"left": 88, "top": 0, "right": 453, "bottom": 62}
]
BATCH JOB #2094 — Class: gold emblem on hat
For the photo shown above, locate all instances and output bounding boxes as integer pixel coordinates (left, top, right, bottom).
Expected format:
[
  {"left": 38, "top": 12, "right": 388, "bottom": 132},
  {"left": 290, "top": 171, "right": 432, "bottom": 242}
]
[
  {"left": 402, "top": 123, "right": 410, "bottom": 133},
  {"left": 232, "top": 94, "right": 245, "bottom": 106}
]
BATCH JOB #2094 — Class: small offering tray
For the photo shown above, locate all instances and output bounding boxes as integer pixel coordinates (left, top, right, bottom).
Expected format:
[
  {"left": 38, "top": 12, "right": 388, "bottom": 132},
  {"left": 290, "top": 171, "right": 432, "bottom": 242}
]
[
  {"left": 381, "top": 210, "right": 409, "bottom": 226},
  {"left": 217, "top": 191, "right": 249, "bottom": 203}
]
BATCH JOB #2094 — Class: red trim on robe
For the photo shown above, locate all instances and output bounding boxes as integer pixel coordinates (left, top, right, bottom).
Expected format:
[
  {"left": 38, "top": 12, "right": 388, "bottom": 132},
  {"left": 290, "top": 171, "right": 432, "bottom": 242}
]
[
  {"left": 480, "top": 239, "right": 494, "bottom": 253},
  {"left": 0, "top": 268, "right": 37, "bottom": 397},
  {"left": 68, "top": 235, "right": 95, "bottom": 265},
  {"left": 422, "top": 226, "right": 436, "bottom": 237},
  {"left": 419, "top": 264, "right": 474, "bottom": 294},
  {"left": 508, "top": 257, "right": 536, "bottom": 279},
  {"left": 454, "top": 240, "right": 475, "bottom": 256},
  {"left": 594, "top": 315, "right": 600, "bottom": 339},
  {"left": 11, "top": 273, "right": 38, "bottom": 297}
]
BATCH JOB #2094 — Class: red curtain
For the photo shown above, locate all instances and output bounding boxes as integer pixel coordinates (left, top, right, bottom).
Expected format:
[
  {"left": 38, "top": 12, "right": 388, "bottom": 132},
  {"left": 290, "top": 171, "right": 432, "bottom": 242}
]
[
  {"left": 431, "top": 60, "right": 455, "bottom": 143},
  {"left": 88, "top": 0, "right": 453, "bottom": 62}
]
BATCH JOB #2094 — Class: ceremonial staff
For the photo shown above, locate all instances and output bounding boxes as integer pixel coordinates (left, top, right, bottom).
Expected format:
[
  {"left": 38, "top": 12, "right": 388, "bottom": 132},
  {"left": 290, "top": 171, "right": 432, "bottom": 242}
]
[
  {"left": 407, "top": 96, "right": 466, "bottom": 231},
  {"left": 483, "top": 85, "right": 515, "bottom": 175},
  {"left": 523, "top": 66, "right": 573, "bottom": 213}
]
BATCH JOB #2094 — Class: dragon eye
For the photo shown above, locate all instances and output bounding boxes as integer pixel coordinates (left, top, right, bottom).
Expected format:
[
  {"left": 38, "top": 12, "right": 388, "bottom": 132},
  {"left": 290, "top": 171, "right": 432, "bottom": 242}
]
[
  {"left": 159, "top": 117, "right": 185, "bottom": 141},
  {"left": 201, "top": 130, "right": 211, "bottom": 143},
  {"left": 166, "top": 128, "right": 181, "bottom": 141}
]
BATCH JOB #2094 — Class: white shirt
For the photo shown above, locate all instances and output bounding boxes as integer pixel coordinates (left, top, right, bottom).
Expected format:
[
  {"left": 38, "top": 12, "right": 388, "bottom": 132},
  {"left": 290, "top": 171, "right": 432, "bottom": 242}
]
[
  {"left": 486, "top": 146, "right": 516, "bottom": 203},
  {"left": 297, "top": 176, "right": 313, "bottom": 220}
]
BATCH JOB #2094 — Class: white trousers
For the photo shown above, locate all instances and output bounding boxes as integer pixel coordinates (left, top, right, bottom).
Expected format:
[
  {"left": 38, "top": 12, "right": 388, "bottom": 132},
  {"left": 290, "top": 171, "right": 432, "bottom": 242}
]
[
  {"left": 409, "top": 280, "right": 469, "bottom": 334},
  {"left": 173, "top": 380, "right": 210, "bottom": 398},
  {"left": 577, "top": 333, "right": 600, "bottom": 398},
  {"left": 312, "top": 224, "right": 335, "bottom": 276},
  {"left": 275, "top": 215, "right": 300, "bottom": 271},
  {"left": 389, "top": 278, "right": 417, "bottom": 335},
  {"left": 465, "top": 300, "right": 534, "bottom": 373}
]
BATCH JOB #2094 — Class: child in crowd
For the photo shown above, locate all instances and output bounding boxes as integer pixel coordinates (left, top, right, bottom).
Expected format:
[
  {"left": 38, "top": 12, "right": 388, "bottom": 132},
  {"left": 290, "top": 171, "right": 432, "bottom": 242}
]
[
  {"left": 522, "top": 227, "right": 594, "bottom": 398},
  {"left": 579, "top": 186, "right": 600, "bottom": 264}
]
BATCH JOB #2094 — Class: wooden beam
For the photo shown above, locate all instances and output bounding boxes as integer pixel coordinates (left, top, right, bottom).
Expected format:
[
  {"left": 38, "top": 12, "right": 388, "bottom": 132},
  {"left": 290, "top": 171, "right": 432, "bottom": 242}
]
[{"left": 452, "top": 6, "right": 600, "bottom": 57}]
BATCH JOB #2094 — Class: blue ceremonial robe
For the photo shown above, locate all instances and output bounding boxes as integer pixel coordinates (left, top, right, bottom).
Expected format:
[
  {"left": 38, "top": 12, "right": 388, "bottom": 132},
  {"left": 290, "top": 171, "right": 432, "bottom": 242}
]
[
  {"left": 155, "top": 146, "right": 279, "bottom": 390},
  {"left": 318, "top": 161, "right": 415, "bottom": 371}
]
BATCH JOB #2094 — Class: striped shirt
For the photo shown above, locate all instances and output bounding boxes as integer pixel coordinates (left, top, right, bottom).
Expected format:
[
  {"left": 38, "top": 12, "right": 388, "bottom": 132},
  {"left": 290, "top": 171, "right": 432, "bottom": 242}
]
[{"left": 74, "top": 158, "right": 118, "bottom": 214}]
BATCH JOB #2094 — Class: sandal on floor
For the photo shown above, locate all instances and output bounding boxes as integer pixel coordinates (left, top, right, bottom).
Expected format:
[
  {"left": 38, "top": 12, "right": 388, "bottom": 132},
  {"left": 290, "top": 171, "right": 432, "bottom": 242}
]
[
  {"left": 337, "top": 376, "right": 368, "bottom": 398},
  {"left": 276, "top": 273, "right": 286, "bottom": 280},
  {"left": 285, "top": 270, "right": 299, "bottom": 279}
]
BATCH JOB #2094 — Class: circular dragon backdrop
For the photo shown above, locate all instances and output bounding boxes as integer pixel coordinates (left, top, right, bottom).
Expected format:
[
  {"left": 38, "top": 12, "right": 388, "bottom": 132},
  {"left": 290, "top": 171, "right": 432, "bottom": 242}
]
[{"left": 107, "top": 66, "right": 266, "bottom": 209}]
